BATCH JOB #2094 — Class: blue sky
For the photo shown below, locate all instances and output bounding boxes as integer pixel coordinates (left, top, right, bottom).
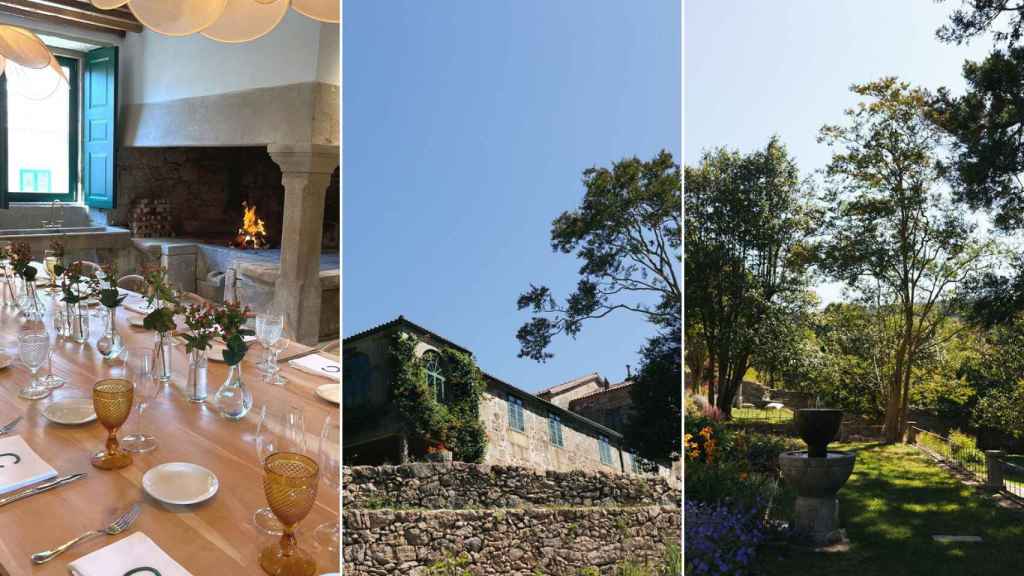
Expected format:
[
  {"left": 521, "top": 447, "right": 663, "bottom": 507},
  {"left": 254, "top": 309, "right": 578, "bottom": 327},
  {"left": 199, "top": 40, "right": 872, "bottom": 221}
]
[
  {"left": 343, "top": 1, "right": 681, "bottom": 392},
  {"left": 685, "top": 0, "right": 992, "bottom": 304}
]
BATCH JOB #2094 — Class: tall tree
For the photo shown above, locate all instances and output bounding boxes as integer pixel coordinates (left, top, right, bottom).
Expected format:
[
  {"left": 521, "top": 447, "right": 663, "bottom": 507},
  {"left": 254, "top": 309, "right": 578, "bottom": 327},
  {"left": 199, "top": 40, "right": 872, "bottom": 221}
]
[
  {"left": 516, "top": 151, "right": 681, "bottom": 362},
  {"left": 937, "top": 0, "right": 1024, "bottom": 46},
  {"left": 685, "top": 137, "right": 816, "bottom": 417},
  {"left": 625, "top": 315, "right": 681, "bottom": 462},
  {"left": 818, "top": 78, "right": 991, "bottom": 443}
]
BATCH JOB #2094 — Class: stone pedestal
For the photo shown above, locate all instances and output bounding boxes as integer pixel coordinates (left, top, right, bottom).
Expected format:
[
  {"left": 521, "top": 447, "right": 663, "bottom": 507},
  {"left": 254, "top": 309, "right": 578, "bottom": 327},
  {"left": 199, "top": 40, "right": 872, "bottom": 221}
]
[
  {"left": 268, "top": 143, "right": 338, "bottom": 345},
  {"left": 779, "top": 451, "right": 856, "bottom": 546},
  {"left": 793, "top": 496, "right": 843, "bottom": 545}
]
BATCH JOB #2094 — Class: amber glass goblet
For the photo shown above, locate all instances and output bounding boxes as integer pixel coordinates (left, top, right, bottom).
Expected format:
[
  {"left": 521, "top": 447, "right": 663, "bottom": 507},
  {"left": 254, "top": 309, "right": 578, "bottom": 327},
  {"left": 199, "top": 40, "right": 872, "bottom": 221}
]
[
  {"left": 259, "top": 452, "right": 319, "bottom": 576},
  {"left": 91, "top": 378, "right": 134, "bottom": 470}
]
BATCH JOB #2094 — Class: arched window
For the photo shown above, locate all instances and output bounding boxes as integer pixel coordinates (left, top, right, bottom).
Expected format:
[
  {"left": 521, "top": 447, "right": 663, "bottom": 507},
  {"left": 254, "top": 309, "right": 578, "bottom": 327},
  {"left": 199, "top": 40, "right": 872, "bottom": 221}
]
[{"left": 424, "top": 351, "right": 445, "bottom": 403}]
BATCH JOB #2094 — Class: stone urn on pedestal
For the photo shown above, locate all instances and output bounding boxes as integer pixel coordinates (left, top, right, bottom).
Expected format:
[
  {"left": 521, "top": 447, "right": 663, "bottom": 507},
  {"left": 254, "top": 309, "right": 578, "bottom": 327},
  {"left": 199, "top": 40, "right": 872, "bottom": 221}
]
[{"left": 779, "top": 408, "right": 856, "bottom": 546}]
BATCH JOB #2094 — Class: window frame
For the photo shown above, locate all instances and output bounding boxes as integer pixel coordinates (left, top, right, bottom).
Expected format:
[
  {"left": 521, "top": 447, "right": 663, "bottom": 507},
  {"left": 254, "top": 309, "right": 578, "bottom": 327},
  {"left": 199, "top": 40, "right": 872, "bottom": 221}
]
[
  {"left": 423, "top": 351, "right": 445, "bottom": 403},
  {"left": 548, "top": 413, "right": 564, "bottom": 448},
  {"left": 2, "top": 55, "right": 80, "bottom": 204},
  {"left": 598, "top": 435, "right": 613, "bottom": 466},
  {"left": 507, "top": 395, "right": 525, "bottom": 432},
  {"left": 342, "top": 351, "right": 372, "bottom": 408}
]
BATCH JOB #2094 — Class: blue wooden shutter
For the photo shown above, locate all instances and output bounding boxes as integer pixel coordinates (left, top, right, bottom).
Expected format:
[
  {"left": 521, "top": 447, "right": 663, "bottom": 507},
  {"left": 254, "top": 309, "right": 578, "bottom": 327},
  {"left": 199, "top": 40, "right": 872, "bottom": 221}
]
[{"left": 83, "top": 46, "right": 117, "bottom": 209}]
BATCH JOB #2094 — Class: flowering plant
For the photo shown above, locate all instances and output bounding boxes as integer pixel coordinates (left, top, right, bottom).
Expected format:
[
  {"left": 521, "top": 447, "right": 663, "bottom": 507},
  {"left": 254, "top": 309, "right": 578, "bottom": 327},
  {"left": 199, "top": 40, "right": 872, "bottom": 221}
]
[
  {"left": 685, "top": 500, "right": 766, "bottom": 576},
  {"left": 141, "top": 264, "right": 180, "bottom": 334},
  {"left": 95, "top": 263, "right": 126, "bottom": 309},
  {"left": 59, "top": 261, "right": 97, "bottom": 305},
  {"left": 10, "top": 241, "right": 35, "bottom": 281},
  {"left": 182, "top": 303, "right": 218, "bottom": 353},
  {"left": 214, "top": 301, "right": 255, "bottom": 365}
]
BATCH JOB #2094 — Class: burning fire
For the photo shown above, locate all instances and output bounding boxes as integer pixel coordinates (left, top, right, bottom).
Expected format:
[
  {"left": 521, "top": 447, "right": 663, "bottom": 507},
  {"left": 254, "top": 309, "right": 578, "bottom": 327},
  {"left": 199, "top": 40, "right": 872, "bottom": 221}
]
[{"left": 233, "top": 202, "right": 268, "bottom": 249}]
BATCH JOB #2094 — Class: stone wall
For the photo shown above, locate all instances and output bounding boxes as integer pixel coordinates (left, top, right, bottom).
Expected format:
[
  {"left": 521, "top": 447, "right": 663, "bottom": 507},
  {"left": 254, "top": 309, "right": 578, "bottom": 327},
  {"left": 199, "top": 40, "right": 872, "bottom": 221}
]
[
  {"left": 569, "top": 383, "right": 634, "bottom": 433},
  {"left": 343, "top": 462, "right": 681, "bottom": 575},
  {"left": 343, "top": 462, "right": 680, "bottom": 510},
  {"left": 343, "top": 506, "right": 679, "bottom": 576}
]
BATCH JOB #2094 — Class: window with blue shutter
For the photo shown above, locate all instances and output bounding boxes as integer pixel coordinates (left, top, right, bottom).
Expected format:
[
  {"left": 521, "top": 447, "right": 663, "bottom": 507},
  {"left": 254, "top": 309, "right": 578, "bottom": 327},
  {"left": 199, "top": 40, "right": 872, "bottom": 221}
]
[
  {"left": 508, "top": 395, "right": 525, "bottom": 432},
  {"left": 599, "top": 435, "right": 613, "bottom": 465},
  {"left": 83, "top": 46, "right": 117, "bottom": 209},
  {"left": 548, "top": 414, "right": 564, "bottom": 447}
]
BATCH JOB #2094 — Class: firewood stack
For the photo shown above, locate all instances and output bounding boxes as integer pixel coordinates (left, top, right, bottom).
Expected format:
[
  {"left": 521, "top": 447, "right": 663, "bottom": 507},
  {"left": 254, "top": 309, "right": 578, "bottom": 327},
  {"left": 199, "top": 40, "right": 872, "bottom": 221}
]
[{"left": 130, "top": 198, "right": 174, "bottom": 238}]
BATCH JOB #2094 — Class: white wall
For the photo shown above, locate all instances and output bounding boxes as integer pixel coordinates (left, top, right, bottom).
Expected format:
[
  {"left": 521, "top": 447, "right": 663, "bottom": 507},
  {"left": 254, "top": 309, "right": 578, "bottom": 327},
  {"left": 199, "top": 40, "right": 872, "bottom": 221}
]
[{"left": 122, "top": 10, "right": 339, "bottom": 105}]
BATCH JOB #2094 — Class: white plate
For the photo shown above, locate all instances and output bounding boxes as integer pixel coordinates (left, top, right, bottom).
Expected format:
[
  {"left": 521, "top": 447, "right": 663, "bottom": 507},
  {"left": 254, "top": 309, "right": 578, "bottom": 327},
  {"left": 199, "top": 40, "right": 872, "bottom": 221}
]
[
  {"left": 143, "top": 462, "right": 219, "bottom": 506},
  {"left": 42, "top": 398, "right": 97, "bottom": 425},
  {"left": 0, "top": 354, "right": 11, "bottom": 370},
  {"left": 315, "top": 384, "right": 339, "bottom": 404},
  {"left": 129, "top": 316, "right": 146, "bottom": 328}
]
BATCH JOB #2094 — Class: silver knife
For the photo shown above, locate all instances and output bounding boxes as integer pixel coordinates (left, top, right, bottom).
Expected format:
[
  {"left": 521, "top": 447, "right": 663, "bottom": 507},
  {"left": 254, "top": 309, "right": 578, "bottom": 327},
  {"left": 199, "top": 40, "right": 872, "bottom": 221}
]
[
  {"left": 0, "top": 473, "right": 87, "bottom": 507},
  {"left": 278, "top": 343, "right": 331, "bottom": 364}
]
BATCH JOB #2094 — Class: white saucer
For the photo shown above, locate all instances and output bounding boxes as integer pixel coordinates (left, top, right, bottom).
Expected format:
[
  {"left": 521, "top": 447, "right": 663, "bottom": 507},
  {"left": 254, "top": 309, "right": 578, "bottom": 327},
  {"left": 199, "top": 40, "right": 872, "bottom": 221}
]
[
  {"left": 143, "top": 462, "right": 219, "bottom": 506},
  {"left": 42, "top": 398, "right": 97, "bottom": 425},
  {"left": 315, "top": 384, "right": 339, "bottom": 404}
]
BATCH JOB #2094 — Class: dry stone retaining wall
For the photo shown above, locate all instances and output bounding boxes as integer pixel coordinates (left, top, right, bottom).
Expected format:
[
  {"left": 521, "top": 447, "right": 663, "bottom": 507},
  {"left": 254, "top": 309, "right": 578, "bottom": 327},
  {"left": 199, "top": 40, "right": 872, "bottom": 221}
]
[
  {"left": 343, "top": 462, "right": 680, "bottom": 509},
  {"left": 343, "top": 463, "right": 681, "bottom": 575},
  {"left": 343, "top": 506, "right": 680, "bottom": 576}
]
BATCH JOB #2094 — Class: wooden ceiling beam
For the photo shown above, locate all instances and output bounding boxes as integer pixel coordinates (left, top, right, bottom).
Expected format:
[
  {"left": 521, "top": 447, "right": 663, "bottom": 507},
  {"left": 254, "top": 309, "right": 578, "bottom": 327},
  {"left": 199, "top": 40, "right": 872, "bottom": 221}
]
[{"left": 0, "top": 0, "right": 142, "bottom": 34}]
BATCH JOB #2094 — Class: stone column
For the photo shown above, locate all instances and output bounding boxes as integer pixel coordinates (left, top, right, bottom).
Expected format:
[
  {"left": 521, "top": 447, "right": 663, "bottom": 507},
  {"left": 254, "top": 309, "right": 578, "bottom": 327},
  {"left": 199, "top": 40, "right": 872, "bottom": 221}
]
[
  {"left": 985, "top": 450, "right": 1005, "bottom": 490},
  {"left": 904, "top": 421, "right": 918, "bottom": 445},
  {"left": 268, "top": 144, "right": 338, "bottom": 345}
]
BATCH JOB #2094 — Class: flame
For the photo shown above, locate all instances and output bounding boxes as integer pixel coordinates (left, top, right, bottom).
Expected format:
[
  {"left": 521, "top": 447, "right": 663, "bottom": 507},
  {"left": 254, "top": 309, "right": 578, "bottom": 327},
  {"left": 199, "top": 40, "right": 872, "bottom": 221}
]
[{"left": 233, "top": 202, "right": 268, "bottom": 249}]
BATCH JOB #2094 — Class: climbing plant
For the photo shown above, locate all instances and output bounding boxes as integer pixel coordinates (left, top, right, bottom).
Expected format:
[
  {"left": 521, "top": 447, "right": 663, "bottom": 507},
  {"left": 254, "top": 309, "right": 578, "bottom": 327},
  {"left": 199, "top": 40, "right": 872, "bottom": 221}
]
[{"left": 389, "top": 332, "right": 488, "bottom": 463}]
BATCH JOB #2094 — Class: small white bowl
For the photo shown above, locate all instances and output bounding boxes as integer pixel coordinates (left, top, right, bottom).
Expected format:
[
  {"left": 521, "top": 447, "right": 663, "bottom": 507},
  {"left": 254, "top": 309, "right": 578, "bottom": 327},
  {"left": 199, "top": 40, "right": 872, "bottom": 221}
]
[{"left": 143, "top": 462, "right": 219, "bottom": 506}]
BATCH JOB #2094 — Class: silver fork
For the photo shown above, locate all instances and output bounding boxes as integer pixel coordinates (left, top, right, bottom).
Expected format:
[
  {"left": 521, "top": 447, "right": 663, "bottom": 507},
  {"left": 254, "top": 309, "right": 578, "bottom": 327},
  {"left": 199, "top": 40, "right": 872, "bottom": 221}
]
[
  {"left": 0, "top": 416, "right": 21, "bottom": 436},
  {"left": 31, "top": 503, "right": 141, "bottom": 564}
]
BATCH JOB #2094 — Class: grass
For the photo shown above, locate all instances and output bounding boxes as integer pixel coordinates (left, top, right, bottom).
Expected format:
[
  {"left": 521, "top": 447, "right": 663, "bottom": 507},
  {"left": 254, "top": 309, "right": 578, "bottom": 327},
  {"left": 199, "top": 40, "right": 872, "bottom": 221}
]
[
  {"left": 759, "top": 442, "right": 1024, "bottom": 576},
  {"left": 732, "top": 406, "right": 794, "bottom": 424}
]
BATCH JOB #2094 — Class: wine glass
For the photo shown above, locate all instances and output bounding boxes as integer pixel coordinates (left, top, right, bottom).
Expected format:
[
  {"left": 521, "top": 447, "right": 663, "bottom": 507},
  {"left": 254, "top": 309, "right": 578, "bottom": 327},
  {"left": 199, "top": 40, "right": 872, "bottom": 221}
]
[
  {"left": 313, "top": 414, "right": 340, "bottom": 553},
  {"left": 40, "top": 322, "right": 66, "bottom": 390},
  {"left": 91, "top": 378, "right": 134, "bottom": 470},
  {"left": 17, "top": 330, "right": 50, "bottom": 400},
  {"left": 43, "top": 249, "right": 60, "bottom": 294},
  {"left": 122, "top": 347, "right": 158, "bottom": 453},
  {"left": 256, "top": 310, "right": 284, "bottom": 374},
  {"left": 254, "top": 403, "right": 306, "bottom": 535},
  {"left": 258, "top": 452, "right": 319, "bottom": 576},
  {"left": 265, "top": 324, "right": 291, "bottom": 387}
]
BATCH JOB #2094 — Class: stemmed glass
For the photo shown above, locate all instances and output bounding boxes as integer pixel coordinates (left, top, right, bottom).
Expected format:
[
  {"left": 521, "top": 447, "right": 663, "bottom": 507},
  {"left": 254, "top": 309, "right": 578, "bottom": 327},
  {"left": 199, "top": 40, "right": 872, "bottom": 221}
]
[
  {"left": 254, "top": 403, "right": 306, "bottom": 535},
  {"left": 259, "top": 452, "right": 320, "bottom": 576},
  {"left": 313, "top": 414, "right": 340, "bottom": 553},
  {"left": 90, "top": 378, "right": 133, "bottom": 470},
  {"left": 121, "top": 347, "right": 158, "bottom": 453},
  {"left": 265, "top": 325, "right": 291, "bottom": 387},
  {"left": 40, "top": 323, "right": 66, "bottom": 390},
  {"left": 43, "top": 249, "right": 60, "bottom": 294},
  {"left": 256, "top": 310, "right": 284, "bottom": 374},
  {"left": 0, "top": 240, "right": 15, "bottom": 308},
  {"left": 17, "top": 329, "right": 50, "bottom": 400}
]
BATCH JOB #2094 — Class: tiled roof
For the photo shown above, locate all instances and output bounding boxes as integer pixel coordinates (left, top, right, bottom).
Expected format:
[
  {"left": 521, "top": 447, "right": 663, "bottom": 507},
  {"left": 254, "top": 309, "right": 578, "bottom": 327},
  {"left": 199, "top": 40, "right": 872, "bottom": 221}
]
[
  {"left": 535, "top": 372, "right": 603, "bottom": 397},
  {"left": 570, "top": 379, "right": 635, "bottom": 404},
  {"left": 342, "top": 315, "right": 472, "bottom": 354}
]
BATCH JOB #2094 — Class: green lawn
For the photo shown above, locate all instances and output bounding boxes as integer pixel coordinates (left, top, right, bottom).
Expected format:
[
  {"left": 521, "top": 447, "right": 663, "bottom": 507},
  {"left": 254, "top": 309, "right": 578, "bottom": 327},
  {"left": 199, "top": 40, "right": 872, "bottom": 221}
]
[{"left": 759, "top": 443, "right": 1024, "bottom": 576}]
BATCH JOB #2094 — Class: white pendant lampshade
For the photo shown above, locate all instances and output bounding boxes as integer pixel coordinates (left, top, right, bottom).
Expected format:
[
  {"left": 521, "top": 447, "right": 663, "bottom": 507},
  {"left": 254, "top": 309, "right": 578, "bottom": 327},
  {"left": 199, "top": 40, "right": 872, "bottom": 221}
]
[
  {"left": 129, "top": 0, "right": 229, "bottom": 37},
  {"left": 291, "top": 0, "right": 338, "bottom": 24},
  {"left": 0, "top": 26, "right": 53, "bottom": 69},
  {"left": 91, "top": 0, "right": 130, "bottom": 9},
  {"left": 6, "top": 56, "right": 67, "bottom": 101},
  {"left": 202, "top": 0, "right": 291, "bottom": 43}
]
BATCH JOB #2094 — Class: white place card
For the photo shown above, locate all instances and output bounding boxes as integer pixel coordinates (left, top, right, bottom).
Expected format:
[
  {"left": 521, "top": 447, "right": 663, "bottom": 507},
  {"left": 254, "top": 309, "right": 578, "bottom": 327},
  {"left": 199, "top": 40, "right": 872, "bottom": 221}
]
[
  {"left": 0, "top": 435, "right": 57, "bottom": 495},
  {"left": 69, "top": 532, "right": 193, "bottom": 576},
  {"left": 289, "top": 354, "right": 341, "bottom": 382}
]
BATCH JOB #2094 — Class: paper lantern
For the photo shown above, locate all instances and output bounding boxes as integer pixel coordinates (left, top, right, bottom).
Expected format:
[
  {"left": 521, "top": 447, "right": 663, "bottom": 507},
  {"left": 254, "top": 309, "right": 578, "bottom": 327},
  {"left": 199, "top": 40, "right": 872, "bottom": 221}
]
[
  {"left": 129, "top": 0, "right": 229, "bottom": 37},
  {"left": 5, "top": 56, "right": 67, "bottom": 101},
  {"left": 291, "top": 0, "right": 338, "bottom": 24},
  {"left": 202, "top": 0, "right": 291, "bottom": 43},
  {"left": 91, "top": 0, "right": 130, "bottom": 9},
  {"left": 0, "top": 26, "right": 53, "bottom": 69}
]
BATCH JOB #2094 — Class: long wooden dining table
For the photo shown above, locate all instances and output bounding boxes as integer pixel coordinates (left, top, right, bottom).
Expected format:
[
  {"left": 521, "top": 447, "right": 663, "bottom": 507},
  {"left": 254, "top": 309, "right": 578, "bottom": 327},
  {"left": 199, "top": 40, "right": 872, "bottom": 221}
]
[{"left": 0, "top": 289, "right": 340, "bottom": 575}]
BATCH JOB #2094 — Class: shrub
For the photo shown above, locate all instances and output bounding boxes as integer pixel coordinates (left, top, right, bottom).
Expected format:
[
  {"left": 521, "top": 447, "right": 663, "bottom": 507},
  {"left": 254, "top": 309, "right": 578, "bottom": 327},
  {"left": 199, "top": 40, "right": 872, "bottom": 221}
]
[
  {"left": 948, "top": 428, "right": 985, "bottom": 465},
  {"left": 685, "top": 500, "right": 765, "bottom": 575},
  {"left": 720, "top": 430, "right": 802, "bottom": 474}
]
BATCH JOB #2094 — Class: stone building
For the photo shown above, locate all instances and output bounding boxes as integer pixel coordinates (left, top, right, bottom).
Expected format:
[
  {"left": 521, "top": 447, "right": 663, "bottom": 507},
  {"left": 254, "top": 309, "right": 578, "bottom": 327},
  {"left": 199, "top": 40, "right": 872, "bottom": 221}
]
[
  {"left": 538, "top": 373, "right": 635, "bottom": 433},
  {"left": 343, "top": 316, "right": 668, "bottom": 478}
]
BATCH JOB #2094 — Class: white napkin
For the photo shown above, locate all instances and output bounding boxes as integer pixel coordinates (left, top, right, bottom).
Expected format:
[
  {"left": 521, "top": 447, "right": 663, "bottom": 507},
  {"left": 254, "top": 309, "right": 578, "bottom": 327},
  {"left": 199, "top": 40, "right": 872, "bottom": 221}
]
[
  {"left": 0, "top": 435, "right": 58, "bottom": 495},
  {"left": 124, "top": 300, "right": 157, "bottom": 315},
  {"left": 288, "top": 354, "right": 341, "bottom": 381},
  {"left": 68, "top": 532, "right": 192, "bottom": 576}
]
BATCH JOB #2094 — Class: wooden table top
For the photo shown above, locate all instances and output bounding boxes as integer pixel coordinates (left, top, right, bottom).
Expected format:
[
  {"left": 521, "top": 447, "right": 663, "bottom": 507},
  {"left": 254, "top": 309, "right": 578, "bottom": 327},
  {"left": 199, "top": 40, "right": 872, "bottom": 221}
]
[{"left": 0, "top": 292, "right": 340, "bottom": 575}]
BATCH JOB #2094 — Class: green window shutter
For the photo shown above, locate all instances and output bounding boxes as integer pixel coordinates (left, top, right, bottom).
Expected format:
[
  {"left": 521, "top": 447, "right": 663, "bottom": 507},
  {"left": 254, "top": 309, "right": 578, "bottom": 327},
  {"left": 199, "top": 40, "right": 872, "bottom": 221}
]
[{"left": 83, "top": 46, "right": 117, "bottom": 209}]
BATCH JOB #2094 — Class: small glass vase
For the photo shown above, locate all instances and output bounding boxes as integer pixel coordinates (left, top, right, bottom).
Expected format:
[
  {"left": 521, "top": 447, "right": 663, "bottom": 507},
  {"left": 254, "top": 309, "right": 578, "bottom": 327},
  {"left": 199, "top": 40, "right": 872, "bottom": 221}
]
[
  {"left": 186, "top": 347, "right": 209, "bottom": 403},
  {"left": 213, "top": 363, "right": 252, "bottom": 421},
  {"left": 154, "top": 331, "right": 173, "bottom": 384},
  {"left": 67, "top": 301, "right": 90, "bottom": 343},
  {"left": 96, "top": 307, "right": 125, "bottom": 360},
  {"left": 17, "top": 278, "right": 43, "bottom": 320}
]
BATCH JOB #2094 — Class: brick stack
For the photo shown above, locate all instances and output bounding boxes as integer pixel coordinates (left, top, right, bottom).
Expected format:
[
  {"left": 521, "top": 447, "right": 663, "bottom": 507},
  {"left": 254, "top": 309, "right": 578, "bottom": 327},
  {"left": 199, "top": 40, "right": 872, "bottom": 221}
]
[{"left": 130, "top": 198, "right": 174, "bottom": 238}]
